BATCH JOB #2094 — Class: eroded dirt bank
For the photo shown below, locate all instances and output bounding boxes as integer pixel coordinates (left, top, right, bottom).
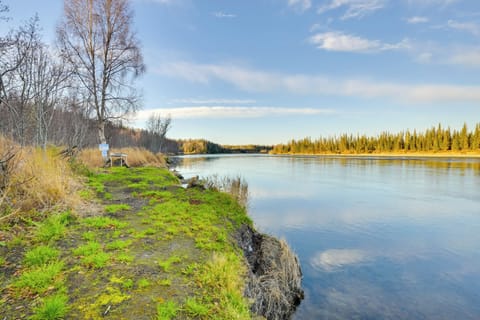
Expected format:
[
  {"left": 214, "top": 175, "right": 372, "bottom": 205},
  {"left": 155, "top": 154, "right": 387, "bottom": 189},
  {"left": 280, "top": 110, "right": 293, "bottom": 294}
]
[{"left": 237, "top": 224, "right": 304, "bottom": 320}]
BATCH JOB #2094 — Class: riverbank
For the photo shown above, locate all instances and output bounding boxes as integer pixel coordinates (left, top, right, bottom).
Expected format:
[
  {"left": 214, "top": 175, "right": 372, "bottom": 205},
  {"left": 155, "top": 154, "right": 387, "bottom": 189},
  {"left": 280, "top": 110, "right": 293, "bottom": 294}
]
[
  {"left": 269, "top": 151, "right": 480, "bottom": 158},
  {"left": 0, "top": 163, "right": 302, "bottom": 319}
]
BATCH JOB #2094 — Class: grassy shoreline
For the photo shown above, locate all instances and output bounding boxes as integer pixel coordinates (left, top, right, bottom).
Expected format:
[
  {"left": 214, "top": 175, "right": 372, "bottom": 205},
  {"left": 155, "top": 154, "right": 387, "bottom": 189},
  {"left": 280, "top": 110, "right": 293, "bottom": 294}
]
[{"left": 1, "top": 163, "right": 257, "bottom": 319}]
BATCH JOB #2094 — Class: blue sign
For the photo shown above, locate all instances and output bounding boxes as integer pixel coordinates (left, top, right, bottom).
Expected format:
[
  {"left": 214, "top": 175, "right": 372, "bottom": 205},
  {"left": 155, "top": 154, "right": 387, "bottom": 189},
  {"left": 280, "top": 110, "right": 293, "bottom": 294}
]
[
  {"left": 101, "top": 150, "right": 108, "bottom": 158},
  {"left": 99, "top": 143, "right": 109, "bottom": 151}
]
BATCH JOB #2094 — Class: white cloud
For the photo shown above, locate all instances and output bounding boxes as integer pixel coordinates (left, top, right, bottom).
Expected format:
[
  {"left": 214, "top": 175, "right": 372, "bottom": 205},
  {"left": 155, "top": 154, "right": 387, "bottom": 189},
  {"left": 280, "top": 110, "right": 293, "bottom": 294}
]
[
  {"left": 406, "top": 16, "right": 429, "bottom": 24},
  {"left": 288, "top": 0, "right": 312, "bottom": 12},
  {"left": 310, "top": 249, "right": 372, "bottom": 271},
  {"left": 449, "top": 50, "right": 480, "bottom": 67},
  {"left": 309, "top": 31, "right": 410, "bottom": 53},
  {"left": 318, "top": 0, "right": 386, "bottom": 20},
  {"left": 416, "top": 52, "right": 433, "bottom": 63},
  {"left": 170, "top": 98, "right": 256, "bottom": 105},
  {"left": 309, "top": 32, "right": 381, "bottom": 52},
  {"left": 406, "top": 0, "right": 458, "bottom": 7},
  {"left": 213, "top": 11, "right": 236, "bottom": 18},
  {"left": 156, "top": 61, "right": 480, "bottom": 104},
  {"left": 133, "top": 106, "right": 334, "bottom": 120},
  {"left": 447, "top": 20, "right": 480, "bottom": 36}
]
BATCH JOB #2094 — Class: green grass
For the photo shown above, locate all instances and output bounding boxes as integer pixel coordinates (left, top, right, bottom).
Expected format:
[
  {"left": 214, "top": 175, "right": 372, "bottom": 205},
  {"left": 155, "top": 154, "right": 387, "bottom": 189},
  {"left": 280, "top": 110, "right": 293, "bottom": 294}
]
[
  {"left": 157, "top": 300, "right": 180, "bottom": 320},
  {"left": 14, "top": 262, "right": 64, "bottom": 294},
  {"left": 3, "top": 165, "right": 256, "bottom": 318},
  {"left": 105, "top": 204, "right": 132, "bottom": 214},
  {"left": 133, "top": 227, "right": 156, "bottom": 239},
  {"left": 137, "top": 278, "right": 150, "bottom": 289},
  {"left": 73, "top": 242, "right": 110, "bottom": 268},
  {"left": 106, "top": 239, "right": 132, "bottom": 250},
  {"left": 0, "top": 256, "right": 5, "bottom": 267},
  {"left": 87, "top": 180, "right": 105, "bottom": 194},
  {"left": 81, "top": 251, "right": 110, "bottom": 268},
  {"left": 35, "top": 212, "right": 71, "bottom": 242},
  {"left": 158, "top": 255, "right": 182, "bottom": 272},
  {"left": 81, "top": 231, "right": 96, "bottom": 241},
  {"left": 184, "top": 297, "right": 210, "bottom": 317},
  {"left": 73, "top": 241, "right": 101, "bottom": 256},
  {"left": 194, "top": 252, "right": 251, "bottom": 319},
  {"left": 81, "top": 216, "right": 127, "bottom": 229},
  {"left": 110, "top": 275, "right": 134, "bottom": 289},
  {"left": 122, "top": 278, "right": 134, "bottom": 290},
  {"left": 158, "top": 279, "right": 171, "bottom": 286},
  {"left": 30, "top": 293, "right": 69, "bottom": 320},
  {"left": 24, "top": 246, "right": 59, "bottom": 267},
  {"left": 115, "top": 252, "right": 134, "bottom": 264},
  {"left": 78, "top": 189, "right": 95, "bottom": 200}
]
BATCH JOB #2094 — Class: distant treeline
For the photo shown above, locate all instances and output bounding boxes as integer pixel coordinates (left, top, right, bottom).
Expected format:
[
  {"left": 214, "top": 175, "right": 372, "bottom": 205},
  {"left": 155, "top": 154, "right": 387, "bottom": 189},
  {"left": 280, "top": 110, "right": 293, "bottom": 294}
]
[
  {"left": 271, "top": 123, "right": 480, "bottom": 155},
  {"left": 178, "top": 139, "right": 272, "bottom": 154}
]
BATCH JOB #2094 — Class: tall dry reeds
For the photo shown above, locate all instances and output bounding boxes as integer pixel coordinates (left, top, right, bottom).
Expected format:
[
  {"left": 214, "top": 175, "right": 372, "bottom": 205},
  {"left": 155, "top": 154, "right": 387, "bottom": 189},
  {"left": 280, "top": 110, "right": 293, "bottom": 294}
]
[
  {"left": 204, "top": 175, "right": 249, "bottom": 208},
  {"left": 0, "top": 137, "right": 79, "bottom": 223},
  {"left": 238, "top": 225, "right": 304, "bottom": 320},
  {"left": 77, "top": 147, "right": 166, "bottom": 169}
]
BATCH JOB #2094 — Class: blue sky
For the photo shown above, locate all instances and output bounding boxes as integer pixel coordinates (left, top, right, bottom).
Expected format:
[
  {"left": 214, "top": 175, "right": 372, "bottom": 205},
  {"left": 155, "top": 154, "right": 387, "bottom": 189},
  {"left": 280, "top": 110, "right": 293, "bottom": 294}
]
[{"left": 2, "top": 0, "right": 480, "bottom": 144}]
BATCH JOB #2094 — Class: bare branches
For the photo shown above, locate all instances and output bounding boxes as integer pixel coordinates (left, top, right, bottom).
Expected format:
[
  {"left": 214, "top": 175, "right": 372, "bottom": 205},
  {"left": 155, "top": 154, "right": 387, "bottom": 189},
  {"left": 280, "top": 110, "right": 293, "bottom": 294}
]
[
  {"left": 57, "top": 0, "right": 145, "bottom": 144},
  {"left": 146, "top": 113, "right": 172, "bottom": 153}
]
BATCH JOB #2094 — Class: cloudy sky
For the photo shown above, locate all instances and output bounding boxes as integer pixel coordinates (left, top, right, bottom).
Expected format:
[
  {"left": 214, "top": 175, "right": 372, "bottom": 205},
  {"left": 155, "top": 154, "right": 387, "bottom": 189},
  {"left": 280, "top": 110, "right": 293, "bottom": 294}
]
[{"left": 2, "top": 0, "right": 480, "bottom": 144}]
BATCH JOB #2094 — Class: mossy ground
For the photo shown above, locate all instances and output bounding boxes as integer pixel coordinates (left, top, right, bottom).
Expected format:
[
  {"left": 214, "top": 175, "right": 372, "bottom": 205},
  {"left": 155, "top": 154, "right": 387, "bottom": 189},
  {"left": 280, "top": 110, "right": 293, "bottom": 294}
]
[{"left": 0, "top": 167, "right": 254, "bottom": 319}]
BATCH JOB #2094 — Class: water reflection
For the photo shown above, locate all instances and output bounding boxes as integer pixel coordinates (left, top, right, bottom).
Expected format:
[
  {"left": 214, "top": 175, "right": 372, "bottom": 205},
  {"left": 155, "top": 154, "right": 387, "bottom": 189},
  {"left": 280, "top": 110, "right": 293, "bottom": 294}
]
[
  {"left": 173, "top": 154, "right": 480, "bottom": 319},
  {"left": 310, "top": 249, "right": 372, "bottom": 271}
]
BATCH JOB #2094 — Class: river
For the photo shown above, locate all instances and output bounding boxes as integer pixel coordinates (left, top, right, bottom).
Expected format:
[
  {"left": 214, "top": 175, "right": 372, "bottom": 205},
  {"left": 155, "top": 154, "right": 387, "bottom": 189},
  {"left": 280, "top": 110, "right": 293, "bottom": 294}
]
[{"left": 172, "top": 154, "right": 480, "bottom": 319}]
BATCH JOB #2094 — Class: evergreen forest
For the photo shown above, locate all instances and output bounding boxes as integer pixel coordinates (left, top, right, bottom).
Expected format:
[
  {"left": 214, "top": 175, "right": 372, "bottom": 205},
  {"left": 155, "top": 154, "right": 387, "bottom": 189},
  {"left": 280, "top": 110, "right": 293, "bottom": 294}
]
[{"left": 271, "top": 123, "right": 480, "bottom": 155}]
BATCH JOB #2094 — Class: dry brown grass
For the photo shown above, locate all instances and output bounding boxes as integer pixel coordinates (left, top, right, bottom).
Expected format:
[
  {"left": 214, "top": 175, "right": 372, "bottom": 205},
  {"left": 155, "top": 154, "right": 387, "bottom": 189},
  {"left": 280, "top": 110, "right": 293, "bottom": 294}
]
[
  {"left": 77, "top": 147, "right": 166, "bottom": 169},
  {"left": 245, "top": 234, "right": 304, "bottom": 320},
  {"left": 0, "top": 137, "right": 80, "bottom": 223},
  {"left": 204, "top": 175, "right": 249, "bottom": 208}
]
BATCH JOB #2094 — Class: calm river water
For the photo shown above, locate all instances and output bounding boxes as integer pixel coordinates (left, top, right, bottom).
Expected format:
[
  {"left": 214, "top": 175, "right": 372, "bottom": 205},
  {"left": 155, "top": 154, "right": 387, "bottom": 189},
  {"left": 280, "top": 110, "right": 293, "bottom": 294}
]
[{"left": 172, "top": 154, "right": 480, "bottom": 319}]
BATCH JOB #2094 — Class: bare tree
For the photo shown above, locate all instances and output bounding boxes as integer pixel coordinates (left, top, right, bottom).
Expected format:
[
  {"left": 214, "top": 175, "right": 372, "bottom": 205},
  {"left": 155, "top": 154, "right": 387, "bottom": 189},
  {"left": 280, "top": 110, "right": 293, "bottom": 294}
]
[
  {"left": 146, "top": 113, "right": 171, "bottom": 153},
  {"left": 30, "top": 43, "right": 70, "bottom": 150},
  {"left": 0, "top": 16, "right": 41, "bottom": 144},
  {"left": 57, "top": 0, "right": 145, "bottom": 145}
]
